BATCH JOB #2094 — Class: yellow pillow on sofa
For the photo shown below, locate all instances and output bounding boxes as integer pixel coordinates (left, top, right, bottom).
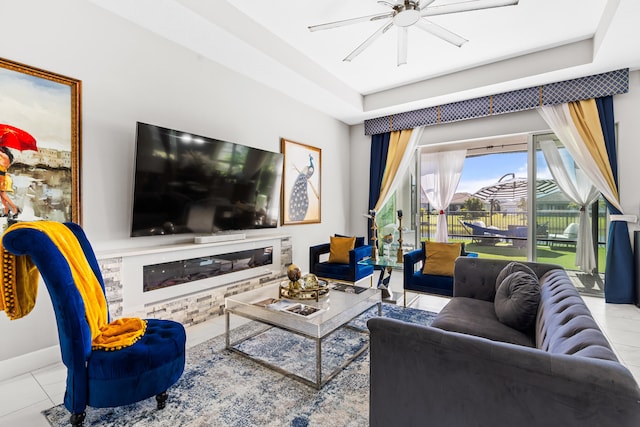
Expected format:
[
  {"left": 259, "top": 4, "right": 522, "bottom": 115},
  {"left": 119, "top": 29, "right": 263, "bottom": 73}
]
[
  {"left": 422, "top": 241, "right": 462, "bottom": 277},
  {"left": 328, "top": 236, "right": 356, "bottom": 264}
]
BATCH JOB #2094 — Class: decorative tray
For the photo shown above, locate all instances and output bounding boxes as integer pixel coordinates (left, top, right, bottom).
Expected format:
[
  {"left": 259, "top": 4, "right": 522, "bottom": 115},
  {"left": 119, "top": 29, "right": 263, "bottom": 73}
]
[{"left": 278, "top": 280, "right": 329, "bottom": 301}]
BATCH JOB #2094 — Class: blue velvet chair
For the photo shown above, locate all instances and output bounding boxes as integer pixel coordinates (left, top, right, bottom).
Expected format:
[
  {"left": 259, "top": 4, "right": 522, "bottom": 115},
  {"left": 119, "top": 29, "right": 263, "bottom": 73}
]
[
  {"left": 2, "top": 222, "right": 186, "bottom": 426},
  {"left": 403, "top": 241, "right": 474, "bottom": 306},
  {"left": 309, "top": 236, "right": 374, "bottom": 285}
]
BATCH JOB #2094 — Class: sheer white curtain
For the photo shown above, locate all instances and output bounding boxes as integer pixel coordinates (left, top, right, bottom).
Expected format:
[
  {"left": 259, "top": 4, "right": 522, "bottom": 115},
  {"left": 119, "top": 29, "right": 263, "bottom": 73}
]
[
  {"left": 538, "top": 104, "right": 620, "bottom": 210},
  {"left": 421, "top": 149, "right": 467, "bottom": 242},
  {"left": 540, "top": 140, "right": 600, "bottom": 272}
]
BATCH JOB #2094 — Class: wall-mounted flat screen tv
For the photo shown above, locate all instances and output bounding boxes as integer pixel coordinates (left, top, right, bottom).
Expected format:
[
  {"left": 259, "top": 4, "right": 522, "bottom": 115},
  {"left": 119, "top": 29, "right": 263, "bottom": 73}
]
[{"left": 131, "top": 122, "right": 283, "bottom": 237}]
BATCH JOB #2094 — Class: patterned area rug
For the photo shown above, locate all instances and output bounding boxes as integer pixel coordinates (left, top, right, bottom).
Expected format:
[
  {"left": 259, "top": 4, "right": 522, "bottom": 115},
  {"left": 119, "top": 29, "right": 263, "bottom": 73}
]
[{"left": 43, "top": 304, "right": 436, "bottom": 427}]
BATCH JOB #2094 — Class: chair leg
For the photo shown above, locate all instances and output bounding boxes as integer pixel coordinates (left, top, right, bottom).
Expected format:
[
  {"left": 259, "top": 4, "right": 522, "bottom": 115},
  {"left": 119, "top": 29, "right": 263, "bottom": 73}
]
[
  {"left": 70, "top": 412, "right": 85, "bottom": 426},
  {"left": 156, "top": 391, "right": 168, "bottom": 409}
]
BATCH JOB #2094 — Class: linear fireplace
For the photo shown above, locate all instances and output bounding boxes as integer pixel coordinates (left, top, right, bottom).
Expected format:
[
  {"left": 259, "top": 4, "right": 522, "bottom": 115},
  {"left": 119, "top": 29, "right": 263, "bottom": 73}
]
[
  {"left": 96, "top": 234, "right": 290, "bottom": 326},
  {"left": 143, "top": 246, "right": 273, "bottom": 292}
]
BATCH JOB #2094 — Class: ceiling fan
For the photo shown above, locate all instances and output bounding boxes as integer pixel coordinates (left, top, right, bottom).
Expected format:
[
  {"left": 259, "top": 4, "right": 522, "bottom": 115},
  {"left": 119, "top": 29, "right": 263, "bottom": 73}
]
[{"left": 308, "top": 0, "right": 519, "bottom": 66}]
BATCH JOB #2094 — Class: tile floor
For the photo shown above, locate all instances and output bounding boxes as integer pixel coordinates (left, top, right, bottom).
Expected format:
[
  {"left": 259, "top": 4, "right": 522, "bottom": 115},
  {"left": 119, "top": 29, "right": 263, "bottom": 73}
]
[{"left": 1, "top": 276, "right": 639, "bottom": 427}]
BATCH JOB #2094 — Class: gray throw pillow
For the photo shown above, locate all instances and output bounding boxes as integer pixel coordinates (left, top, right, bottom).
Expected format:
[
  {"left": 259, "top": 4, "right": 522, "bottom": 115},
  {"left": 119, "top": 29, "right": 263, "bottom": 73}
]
[
  {"left": 495, "top": 261, "right": 536, "bottom": 291},
  {"left": 494, "top": 271, "right": 541, "bottom": 332}
]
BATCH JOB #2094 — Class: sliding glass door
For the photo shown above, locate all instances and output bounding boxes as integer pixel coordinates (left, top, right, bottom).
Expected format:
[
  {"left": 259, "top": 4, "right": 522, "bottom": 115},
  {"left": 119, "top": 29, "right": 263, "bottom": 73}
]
[{"left": 416, "top": 132, "right": 607, "bottom": 279}]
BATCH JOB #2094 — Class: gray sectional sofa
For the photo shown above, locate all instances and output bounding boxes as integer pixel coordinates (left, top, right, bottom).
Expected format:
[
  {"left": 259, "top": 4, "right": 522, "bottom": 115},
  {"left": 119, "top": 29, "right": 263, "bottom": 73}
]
[{"left": 368, "top": 257, "right": 640, "bottom": 427}]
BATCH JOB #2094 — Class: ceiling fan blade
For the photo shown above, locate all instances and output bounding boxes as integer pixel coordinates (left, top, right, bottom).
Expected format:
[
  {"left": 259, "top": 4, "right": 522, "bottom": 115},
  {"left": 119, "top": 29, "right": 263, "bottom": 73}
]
[
  {"left": 418, "top": 0, "right": 436, "bottom": 10},
  {"left": 344, "top": 20, "right": 394, "bottom": 62},
  {"left": 398, "top": 27, "right": 408, "bottom": 66},
  {"left": 377, "top": 1, "right": 397, "bottom": 8},
  {"left": 415, "top": 18, "right": 468, "bottom": 47},
  {"left": 422, "top": 0, "right": 518, "bottom": 17},
  {"left": 308, "top": 12, "right": 394, "bottom": 32}
]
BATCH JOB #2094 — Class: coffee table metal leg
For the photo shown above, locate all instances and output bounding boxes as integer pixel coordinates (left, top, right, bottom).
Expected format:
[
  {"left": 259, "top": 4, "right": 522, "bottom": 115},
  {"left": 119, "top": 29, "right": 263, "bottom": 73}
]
[
  {"left": 316, "top": 338, "right": 322, "bottom": 389},
  {"left": 225, "top": 310, "right": 230, "bottom": 349}
]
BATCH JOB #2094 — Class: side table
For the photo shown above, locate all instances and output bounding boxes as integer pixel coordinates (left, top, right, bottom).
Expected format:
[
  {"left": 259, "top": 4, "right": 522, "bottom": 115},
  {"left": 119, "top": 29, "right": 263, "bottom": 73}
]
[{"left": 358, "top": 257, "right": 403, "bottom": 303}]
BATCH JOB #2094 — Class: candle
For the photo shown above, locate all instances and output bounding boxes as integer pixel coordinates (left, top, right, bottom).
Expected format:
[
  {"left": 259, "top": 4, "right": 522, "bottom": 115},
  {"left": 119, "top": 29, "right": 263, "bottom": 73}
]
[{"left": 397, "top": 210, "right": 403, "bottom": 218}]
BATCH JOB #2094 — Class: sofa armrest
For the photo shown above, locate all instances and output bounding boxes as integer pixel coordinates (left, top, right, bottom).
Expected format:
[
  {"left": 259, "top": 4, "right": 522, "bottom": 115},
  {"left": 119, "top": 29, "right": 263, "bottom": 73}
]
[{"left": 368, "top": 317, "right": 640, "bottom": 427}]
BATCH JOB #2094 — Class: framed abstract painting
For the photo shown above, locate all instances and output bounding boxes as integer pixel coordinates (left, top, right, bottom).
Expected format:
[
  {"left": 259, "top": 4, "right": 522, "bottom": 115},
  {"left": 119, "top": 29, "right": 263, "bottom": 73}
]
[
  {"left": 281, "top": 138, "right": 321, "bottom": 225},
  {"left": 0, "top": 57, "right": 81, "bottom": 224}
]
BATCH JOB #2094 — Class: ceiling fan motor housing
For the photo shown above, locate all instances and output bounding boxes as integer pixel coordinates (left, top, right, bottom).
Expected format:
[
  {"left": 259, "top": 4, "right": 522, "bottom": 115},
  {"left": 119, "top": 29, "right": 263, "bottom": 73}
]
[{"left": 393, "top": 1, "right": 421, "bottom": 27}]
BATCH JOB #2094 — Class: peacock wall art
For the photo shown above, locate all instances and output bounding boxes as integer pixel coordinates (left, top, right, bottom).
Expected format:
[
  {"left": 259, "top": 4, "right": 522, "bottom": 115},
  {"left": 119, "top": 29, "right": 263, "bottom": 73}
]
[{"left": 281, "top": 138, "right": 321, "bottom": 225}]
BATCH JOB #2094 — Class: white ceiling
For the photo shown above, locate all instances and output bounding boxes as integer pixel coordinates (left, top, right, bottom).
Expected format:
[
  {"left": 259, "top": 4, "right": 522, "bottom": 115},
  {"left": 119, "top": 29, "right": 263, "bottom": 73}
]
[{"left": 91, "top": 0, "right": 639, "bottom": 125}]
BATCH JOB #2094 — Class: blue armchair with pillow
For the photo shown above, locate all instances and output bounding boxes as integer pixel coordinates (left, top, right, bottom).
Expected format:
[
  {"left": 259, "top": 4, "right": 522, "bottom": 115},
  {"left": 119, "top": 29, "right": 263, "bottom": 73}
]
[
  {"left": 309, "top": 235, "right": 374, "bottom": 285},
  {"left": 403, "top": 240, "right": 474, "bottom": 305}
]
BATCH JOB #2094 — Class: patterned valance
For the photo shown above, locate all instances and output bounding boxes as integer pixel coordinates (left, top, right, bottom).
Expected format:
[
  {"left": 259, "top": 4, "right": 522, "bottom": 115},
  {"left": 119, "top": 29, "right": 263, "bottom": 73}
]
[{"left": 364, "top": 68, "right": 629, "bottom": 135}]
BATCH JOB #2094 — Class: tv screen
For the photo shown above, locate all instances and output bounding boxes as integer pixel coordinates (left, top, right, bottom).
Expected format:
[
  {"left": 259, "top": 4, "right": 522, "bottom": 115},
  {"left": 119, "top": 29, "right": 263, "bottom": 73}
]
[{"left": 131, "top": 122, "right": 283, "bottom": 237}]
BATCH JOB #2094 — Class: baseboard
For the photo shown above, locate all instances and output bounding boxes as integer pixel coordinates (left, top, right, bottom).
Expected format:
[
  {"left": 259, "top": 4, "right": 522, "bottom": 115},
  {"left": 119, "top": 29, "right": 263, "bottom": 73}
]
[{"left": 0, "top": 344, "right": 61, "bottom": 382}]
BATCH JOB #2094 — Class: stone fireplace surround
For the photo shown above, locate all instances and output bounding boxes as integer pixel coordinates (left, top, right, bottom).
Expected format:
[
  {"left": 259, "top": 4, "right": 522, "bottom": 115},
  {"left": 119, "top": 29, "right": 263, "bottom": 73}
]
[{"left": 95, "top": 235, "right": 291, "bottom": 327}]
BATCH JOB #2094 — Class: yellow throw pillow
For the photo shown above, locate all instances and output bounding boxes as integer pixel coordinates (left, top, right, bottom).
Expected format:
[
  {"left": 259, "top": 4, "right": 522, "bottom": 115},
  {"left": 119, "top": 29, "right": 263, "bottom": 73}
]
[
  {"left": 422, "top": 241, "right": 462, "bottom": 277},
  {"left": 328, "top": 236, "right": 356, "bottom": 264}
]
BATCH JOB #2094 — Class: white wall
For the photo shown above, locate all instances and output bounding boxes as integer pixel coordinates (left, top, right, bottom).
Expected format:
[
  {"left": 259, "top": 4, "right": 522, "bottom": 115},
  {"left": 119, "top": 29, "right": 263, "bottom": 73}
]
[
  {"left": 0, "top": 0, "right": 351, "bottom": 365},
  {"left": 349, "top": 124, "right": 371, "bottom": 239}
]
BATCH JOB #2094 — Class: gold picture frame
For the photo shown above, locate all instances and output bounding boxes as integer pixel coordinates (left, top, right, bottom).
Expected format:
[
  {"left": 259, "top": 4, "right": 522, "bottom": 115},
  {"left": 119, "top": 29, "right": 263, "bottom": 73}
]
[
  {"left": 0, "top": 57, "right": 82, "bottom": 223},
  {"left": 281, "top": 138, "right": 321, "bottom": 225}
]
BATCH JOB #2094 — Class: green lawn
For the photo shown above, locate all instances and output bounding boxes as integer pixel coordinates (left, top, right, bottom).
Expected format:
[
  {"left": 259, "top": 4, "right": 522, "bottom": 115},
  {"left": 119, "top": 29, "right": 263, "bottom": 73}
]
[{"left": 452, "top": 240, "right": 607, "bottom": 272}]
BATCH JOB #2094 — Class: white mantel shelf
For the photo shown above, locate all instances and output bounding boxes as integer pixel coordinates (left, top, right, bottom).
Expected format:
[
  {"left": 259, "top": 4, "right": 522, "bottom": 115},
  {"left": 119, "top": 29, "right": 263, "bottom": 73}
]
[{"left": 95, "top": 234, "right": 291, "bottom": 260}]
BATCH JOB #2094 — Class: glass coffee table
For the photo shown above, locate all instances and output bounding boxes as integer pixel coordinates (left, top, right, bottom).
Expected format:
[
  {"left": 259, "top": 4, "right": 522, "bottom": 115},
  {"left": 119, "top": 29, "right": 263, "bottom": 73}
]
[{"left": 225, "top": 282, "right": 381, "bottom": 389}]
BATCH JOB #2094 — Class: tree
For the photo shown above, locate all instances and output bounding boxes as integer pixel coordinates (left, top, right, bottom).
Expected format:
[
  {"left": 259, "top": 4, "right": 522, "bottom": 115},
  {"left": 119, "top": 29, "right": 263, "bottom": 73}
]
[{"left": 462, "top": 197, "right": 485, "bottom": 219}]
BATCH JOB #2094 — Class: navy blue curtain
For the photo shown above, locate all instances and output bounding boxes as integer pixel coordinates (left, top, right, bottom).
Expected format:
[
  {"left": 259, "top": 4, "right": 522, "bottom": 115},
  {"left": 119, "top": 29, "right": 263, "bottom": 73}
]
[
  {"left": 368, "top": 133, "right": 391, "bottom": 244},
  {"left": 596, "top": 96, "right": 635, "bottom": 304}
]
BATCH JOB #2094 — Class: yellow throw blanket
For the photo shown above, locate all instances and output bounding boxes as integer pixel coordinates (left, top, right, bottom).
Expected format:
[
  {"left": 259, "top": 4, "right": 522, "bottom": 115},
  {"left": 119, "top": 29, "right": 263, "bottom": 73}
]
[
  {"left": 0, "top": 221, "right": 146, "bottom": 351},
  {"left": 0, "top": 246, "right": 39, "bottom": 319}
]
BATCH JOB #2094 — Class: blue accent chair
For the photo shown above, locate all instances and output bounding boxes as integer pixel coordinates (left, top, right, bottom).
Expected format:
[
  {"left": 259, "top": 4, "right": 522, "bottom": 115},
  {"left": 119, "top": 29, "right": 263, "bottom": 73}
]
[
  {"left": 309, "top": 236, "right": 374, "bottom": 285},
  {"left": 2, "top": 222, "right": 186, "bottom": 427},
  {"left": 403, "top": 241, "right": 474, "bottom": 305}
]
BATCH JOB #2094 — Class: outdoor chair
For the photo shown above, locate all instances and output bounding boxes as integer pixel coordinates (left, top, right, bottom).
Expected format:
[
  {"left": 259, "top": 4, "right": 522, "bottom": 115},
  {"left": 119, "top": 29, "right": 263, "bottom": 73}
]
[
  {"left": 536, "top": 222, "right": 549, "bottom": 238},
  {"left": 460, "top": 220, "right": 508, "bottom": 245},
  {"left": 461, "top": 221, "right": 527, "bottom": 247},
  {"left": 2, "top": 222, "right": 186, "bottom": 426},
  {"left": 549, "top": 223, "right": 579, "bottom": 247}
]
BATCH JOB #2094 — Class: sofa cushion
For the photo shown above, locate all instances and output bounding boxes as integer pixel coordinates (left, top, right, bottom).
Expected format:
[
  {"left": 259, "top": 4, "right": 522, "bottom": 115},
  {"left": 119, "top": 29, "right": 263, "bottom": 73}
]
[
  {"left": 432, "top": 297, "right": 534, "bottom": 347},
  {"left": 328, "top": 235, "right": 355, "bottom": 264},
  {"left": 422, "top": 241, "right": 461, "bottom": 276},
  {"left": 494, "top": 271, "right": 541, "bottom": 332},
  {"left": 495, "top": 261, "right": 537, "bottom": 291}
]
